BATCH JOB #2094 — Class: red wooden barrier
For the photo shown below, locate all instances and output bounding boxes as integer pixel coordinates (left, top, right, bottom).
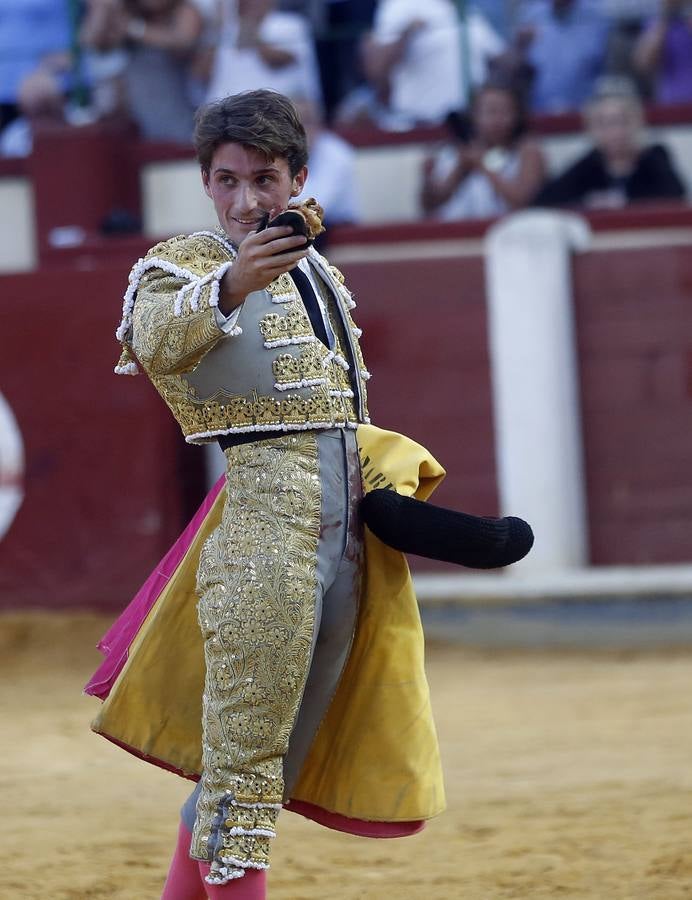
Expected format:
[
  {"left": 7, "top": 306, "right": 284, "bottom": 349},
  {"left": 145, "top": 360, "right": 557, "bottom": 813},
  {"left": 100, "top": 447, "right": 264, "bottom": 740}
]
[
  {"left": 1, "top": 222, "right": 692, "bottom": 611},
  {"left": 0, "top": 266, "right": 184, "bottom": 610},
  {"left": 574, "top": 244, "right": 692, "bottom": 564}
]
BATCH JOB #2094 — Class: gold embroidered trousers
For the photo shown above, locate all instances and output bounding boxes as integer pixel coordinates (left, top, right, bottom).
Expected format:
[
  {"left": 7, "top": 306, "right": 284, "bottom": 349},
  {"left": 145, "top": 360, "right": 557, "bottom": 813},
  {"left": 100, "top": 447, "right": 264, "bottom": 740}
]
[{"left": 189, "top": 429, "right": 362, "bottom": 884}]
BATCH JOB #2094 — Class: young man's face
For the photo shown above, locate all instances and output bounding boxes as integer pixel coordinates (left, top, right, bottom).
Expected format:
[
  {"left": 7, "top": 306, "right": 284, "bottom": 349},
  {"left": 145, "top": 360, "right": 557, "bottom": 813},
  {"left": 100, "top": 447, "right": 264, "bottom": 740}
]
[{"left": 202, "top": 142, "right": 307, "bottom": 246}]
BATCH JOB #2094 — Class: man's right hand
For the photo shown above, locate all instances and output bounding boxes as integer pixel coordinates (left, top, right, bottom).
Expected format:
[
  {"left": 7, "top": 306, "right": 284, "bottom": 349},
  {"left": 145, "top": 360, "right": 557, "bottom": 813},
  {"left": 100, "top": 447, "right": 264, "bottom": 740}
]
[{"left": 218, "top": 225, "right": 309, "bottom": 315}]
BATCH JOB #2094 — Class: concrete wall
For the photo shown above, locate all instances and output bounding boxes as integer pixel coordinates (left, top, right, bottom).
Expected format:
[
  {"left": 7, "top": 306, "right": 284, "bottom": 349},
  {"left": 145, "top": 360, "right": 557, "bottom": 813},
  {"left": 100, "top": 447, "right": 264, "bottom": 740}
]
[
  {"left": 0, "top": 178, "right": 36, "bottom": 273},
  {"left": 137, "top": 123, "right": 692, "bottom": 234},
  {"left": 575, "top": 238, "right": 692, "bottom": 564},
  {"left": 3, "top": 122, "right": 690, "bottom": 254}
]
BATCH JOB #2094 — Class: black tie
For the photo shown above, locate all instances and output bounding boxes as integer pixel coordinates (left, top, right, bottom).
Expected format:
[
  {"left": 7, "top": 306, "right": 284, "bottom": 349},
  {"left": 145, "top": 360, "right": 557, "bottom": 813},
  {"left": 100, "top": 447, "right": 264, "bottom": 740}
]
[{"left": 290, "top": 265, "right": 330, "bottom": 348}]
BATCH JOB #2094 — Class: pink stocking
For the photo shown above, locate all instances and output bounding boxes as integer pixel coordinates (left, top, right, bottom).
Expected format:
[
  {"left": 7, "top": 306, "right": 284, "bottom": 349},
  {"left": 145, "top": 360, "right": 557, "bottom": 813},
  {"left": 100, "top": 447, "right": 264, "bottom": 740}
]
[
  {"left": 161, "top": 821, "right": 208, "bottom": 900},
  {"left": 198, "top": 864, "right": 267, "bottom": 900}
]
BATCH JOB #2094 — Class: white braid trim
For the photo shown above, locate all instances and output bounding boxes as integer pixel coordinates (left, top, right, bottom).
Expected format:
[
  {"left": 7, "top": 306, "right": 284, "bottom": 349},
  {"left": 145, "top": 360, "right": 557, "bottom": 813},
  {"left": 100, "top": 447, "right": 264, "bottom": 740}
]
[
  {"left": 329, "top": 389, "right": 354, "bottom": 398},
  {"left": 307, "top": 246, "right": 327, "bottom": 265},
  {"left": 116, "top": 256, "right": 198, "bottom": 339},
  {"left": 209, "top": 279, "right": 223, "bottom": 310},
  {"left": 207, "top": 260, "right": 234, "bottom": 308},
  {"left": 225, "top": 827, "right": 276, "bottom": 839},
  {"left": 360, "top": 369, "right": 372, "bottom": 380},
  {"left": 263, "top": 335, "right": 316, "bottom": 349},
  {"left": 227, "top": 799, "right": 282, "bottom": 809},
  {"left": 271, "top": 291, "right": 298, "bottom": 305},
  {"left": 116, "top": 236, "right": 236, "bottom": 338},
  {"left": 176, "top": 260, "right": 235, "bottom": 314},
  {"left": 173, "top": 279, "right": 197, "bottom": 315},
  {"left": 114, "top": 362, "right": 138, "bottom": 376},
  {"left": 351, "top": 326, "right": 363, "bottom": 338},
  {"left": 338, "top": 283, "right": 355, "bottom": 306},
  {"left": 191, "top": 230, "right": 237, "bottom": 258},
  {"left": 274, "top": 377, "right": 327, "bottom": 392},
  {"left": 333, "top": 353, "right": 350, "bottom": 370},
  {"left": 204, "top": 867, "right": 245, "bottom": 885},
  {"left": 189, "top": 279, "right": 204, "bottom": 311},
  {"left": 307, "top": 245, "right": 355, "bottom": 307},
  {"left": 187, "top": 420, "right": 346, "bottom": 443},
  {"left": 219, "top": 856, "right": 270, "bottom": 871}
]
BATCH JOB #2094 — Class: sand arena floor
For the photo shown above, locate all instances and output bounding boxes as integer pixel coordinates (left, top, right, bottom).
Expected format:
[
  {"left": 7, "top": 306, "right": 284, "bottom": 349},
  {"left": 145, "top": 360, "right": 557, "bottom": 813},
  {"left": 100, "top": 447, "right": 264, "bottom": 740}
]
[{"left": 1, "top": 612, "right": 692, "bottom": 900}]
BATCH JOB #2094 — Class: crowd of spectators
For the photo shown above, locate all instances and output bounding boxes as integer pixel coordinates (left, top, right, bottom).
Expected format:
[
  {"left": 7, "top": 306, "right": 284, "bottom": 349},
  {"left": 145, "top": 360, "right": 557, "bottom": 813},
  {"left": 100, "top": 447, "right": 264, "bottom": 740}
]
[{"left": 1, "top": 1, "right": 691, "bottom": 223}]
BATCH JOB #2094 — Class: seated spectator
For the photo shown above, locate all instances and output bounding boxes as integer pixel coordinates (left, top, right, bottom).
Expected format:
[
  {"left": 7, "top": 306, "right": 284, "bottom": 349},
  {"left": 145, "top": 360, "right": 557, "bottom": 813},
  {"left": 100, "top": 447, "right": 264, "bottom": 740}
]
[
  {"left": 517, "top": 0, "right": 610, "bottom": 113},
  {"left": 293, "top": 96, "right": 360, "bottom": 226},
  {"left": 420, "top": 82, "right": 546, "bottom": 220},
  {"left": 533, "top": 77, "right": 686, "bottom": 208},
  {"left": 81, "top": 0, "right": 203, "bottom": 143},
  {"left": 0, "top": 68, "right": 67, "bottom": 157},
  {"left": 633, "top": 0, "right": 692, "bottom": 105},
  {"left": 0, "top": 33, "right": 118, "bottom": 158},
  {"left": 357, "top": 0, "right": 504, "bottom": 130},
  {"left": 206, "top": 0, "right": 321, "bottom": 106},
  {"left": 0, "top": 0, "right": 71, "bottom": 134}
]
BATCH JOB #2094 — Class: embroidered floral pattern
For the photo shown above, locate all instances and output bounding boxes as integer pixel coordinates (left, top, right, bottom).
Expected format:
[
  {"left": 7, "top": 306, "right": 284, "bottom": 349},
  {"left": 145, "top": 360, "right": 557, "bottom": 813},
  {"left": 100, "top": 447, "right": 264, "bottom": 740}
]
[
  {"left": 272, "top": 344, "right": 330, "bottom": 391},
  {"left": 191, "top": 434, "right": 321, "bottom": 884},
  {"left": 259, "top": 305, "right": 314, "bottom": 349},
  {"left": 154, "top": 380, "right": 359, "bottom": 442},
  {"left": 266, "top": 272, "right": 300, "bottom": 305},
  {"left": 118, "top": 232, "right": 369, "bottom": 441}
]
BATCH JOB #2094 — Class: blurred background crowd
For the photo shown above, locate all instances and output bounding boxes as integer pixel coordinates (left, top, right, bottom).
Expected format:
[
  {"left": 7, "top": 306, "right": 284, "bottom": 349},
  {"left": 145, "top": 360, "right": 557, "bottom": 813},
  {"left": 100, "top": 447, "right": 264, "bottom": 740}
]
[{"left": 1, "top": 0, "right": 691, "bottom": 224}]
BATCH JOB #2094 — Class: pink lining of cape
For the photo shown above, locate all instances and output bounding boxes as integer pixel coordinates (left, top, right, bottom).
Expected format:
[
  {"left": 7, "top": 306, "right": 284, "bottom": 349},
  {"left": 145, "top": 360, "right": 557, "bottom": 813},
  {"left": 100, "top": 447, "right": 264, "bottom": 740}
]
[
  {"left": 84, "top": 476, "right": 225, "bottom": 701},
  {"left": 84, "top": 475, "right": 424, "bottom": 840}
]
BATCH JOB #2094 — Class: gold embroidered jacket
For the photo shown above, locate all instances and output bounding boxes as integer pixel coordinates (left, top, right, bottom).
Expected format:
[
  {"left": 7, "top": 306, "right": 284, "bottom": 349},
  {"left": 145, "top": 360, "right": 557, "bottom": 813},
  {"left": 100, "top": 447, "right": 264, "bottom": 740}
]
[{"left": 115, "top": 229, "right": 370, "bottom": 443}]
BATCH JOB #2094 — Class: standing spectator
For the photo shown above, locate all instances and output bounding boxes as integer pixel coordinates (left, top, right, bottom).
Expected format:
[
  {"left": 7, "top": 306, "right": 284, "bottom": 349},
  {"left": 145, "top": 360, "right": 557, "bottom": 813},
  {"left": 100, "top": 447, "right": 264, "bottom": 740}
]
[
  {"left": 420, "top": 81, "right": 546, "bottom": 220},
  {"left": 207, "top": 0, "right": 321, "bottom": 106},
  {"left": 533, "top": 77, "right": 686, "bottom": 208},
  {"left": 601, "top": 1, "right": 658, "bottom": 94},
  {"left": 187, "top": 0, "right": 223, "bottom": 105},
  {"left": 294, "top": 96, "right": 360, "bottom": 225},
  {"left": 360, "top": 0, "right": 504, "bottom": 129},
  {"left": 81, "top": 0, "right": 204, "bottom": 142},
  {"left": 124, "top": 0, "right": 203, "bottom": 141},
  {"left": 474, "top": 0, "right": 513, "bottom": 37},
  {"left": 633, "top": 0, "right": 692, "bottom": 105},
  {"left": 313, "top": 0, "right": 376, "bottom": 120},
  {"left": 0, "top": 0, "right": 71, "bottom": 134},
  {"left": 517, "top": 0, "right": 610, "bottom": 113}
]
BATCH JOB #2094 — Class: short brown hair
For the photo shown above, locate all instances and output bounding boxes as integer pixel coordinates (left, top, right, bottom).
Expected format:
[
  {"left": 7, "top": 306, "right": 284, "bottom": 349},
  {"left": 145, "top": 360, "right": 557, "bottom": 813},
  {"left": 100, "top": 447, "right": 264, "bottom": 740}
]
[{"left": 193, "top": 90, "right": 308, "bottom": 177}]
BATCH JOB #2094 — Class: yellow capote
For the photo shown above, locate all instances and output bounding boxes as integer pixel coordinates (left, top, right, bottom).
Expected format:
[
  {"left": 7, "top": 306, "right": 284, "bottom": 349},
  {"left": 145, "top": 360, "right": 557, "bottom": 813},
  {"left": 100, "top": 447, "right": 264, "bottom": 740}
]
[{"left": 91, "top": 424, "right": 447, "bottom": 823}]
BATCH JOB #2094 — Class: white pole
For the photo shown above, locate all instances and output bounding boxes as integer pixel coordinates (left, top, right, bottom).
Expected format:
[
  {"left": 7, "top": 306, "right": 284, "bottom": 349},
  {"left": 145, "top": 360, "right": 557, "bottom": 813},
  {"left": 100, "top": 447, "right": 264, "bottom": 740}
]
[{"left": 485, "top": 210, "right": 591, "bottom": 573}]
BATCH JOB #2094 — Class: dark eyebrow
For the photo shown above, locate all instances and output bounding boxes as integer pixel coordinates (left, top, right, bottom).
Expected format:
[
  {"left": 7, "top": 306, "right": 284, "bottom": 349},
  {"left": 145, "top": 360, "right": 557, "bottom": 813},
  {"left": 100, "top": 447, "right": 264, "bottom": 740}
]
[{"left": 212, "top": 165, "right": 280, "bottom": 176}]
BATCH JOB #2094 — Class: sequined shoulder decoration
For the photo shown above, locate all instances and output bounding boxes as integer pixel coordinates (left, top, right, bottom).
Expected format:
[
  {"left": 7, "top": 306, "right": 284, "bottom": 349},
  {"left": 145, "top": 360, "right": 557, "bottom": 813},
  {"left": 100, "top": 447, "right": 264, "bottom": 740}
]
[{"left": 115, "top": 232, "right": 238, "bottom": 374}]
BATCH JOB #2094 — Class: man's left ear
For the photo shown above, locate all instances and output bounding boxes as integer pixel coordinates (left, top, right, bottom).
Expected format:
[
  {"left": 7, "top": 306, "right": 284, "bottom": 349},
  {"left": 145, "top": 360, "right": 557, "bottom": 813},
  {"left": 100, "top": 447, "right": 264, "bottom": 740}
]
[{"left": 291, "top": 166, "right": 308, "bottom": 197}]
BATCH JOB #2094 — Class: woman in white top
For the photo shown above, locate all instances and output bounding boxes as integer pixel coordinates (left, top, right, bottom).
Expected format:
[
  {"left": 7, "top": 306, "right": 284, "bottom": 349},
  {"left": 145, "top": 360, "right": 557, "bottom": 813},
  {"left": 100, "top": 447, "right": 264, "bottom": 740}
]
[
  {"left": 420, "top": 82, "right": 545, "bottom": 221},
  {"left": 206, "top": 0, "right": 321, "bottom": 107}
]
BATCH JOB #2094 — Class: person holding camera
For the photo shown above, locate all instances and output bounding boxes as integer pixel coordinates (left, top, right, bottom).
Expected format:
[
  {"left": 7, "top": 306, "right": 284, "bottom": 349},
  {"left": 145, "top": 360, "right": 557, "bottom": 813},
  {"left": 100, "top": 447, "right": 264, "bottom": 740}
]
[{"left": 420, "top": 81, "right": 546, "bottom": 221}]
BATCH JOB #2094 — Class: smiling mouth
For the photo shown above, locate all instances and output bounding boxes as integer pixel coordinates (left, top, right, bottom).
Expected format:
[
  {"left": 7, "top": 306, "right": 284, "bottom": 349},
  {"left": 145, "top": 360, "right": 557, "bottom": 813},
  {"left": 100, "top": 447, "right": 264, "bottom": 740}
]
[{"left": 231, "top": 216, "right": 263, "bottom": 226}]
